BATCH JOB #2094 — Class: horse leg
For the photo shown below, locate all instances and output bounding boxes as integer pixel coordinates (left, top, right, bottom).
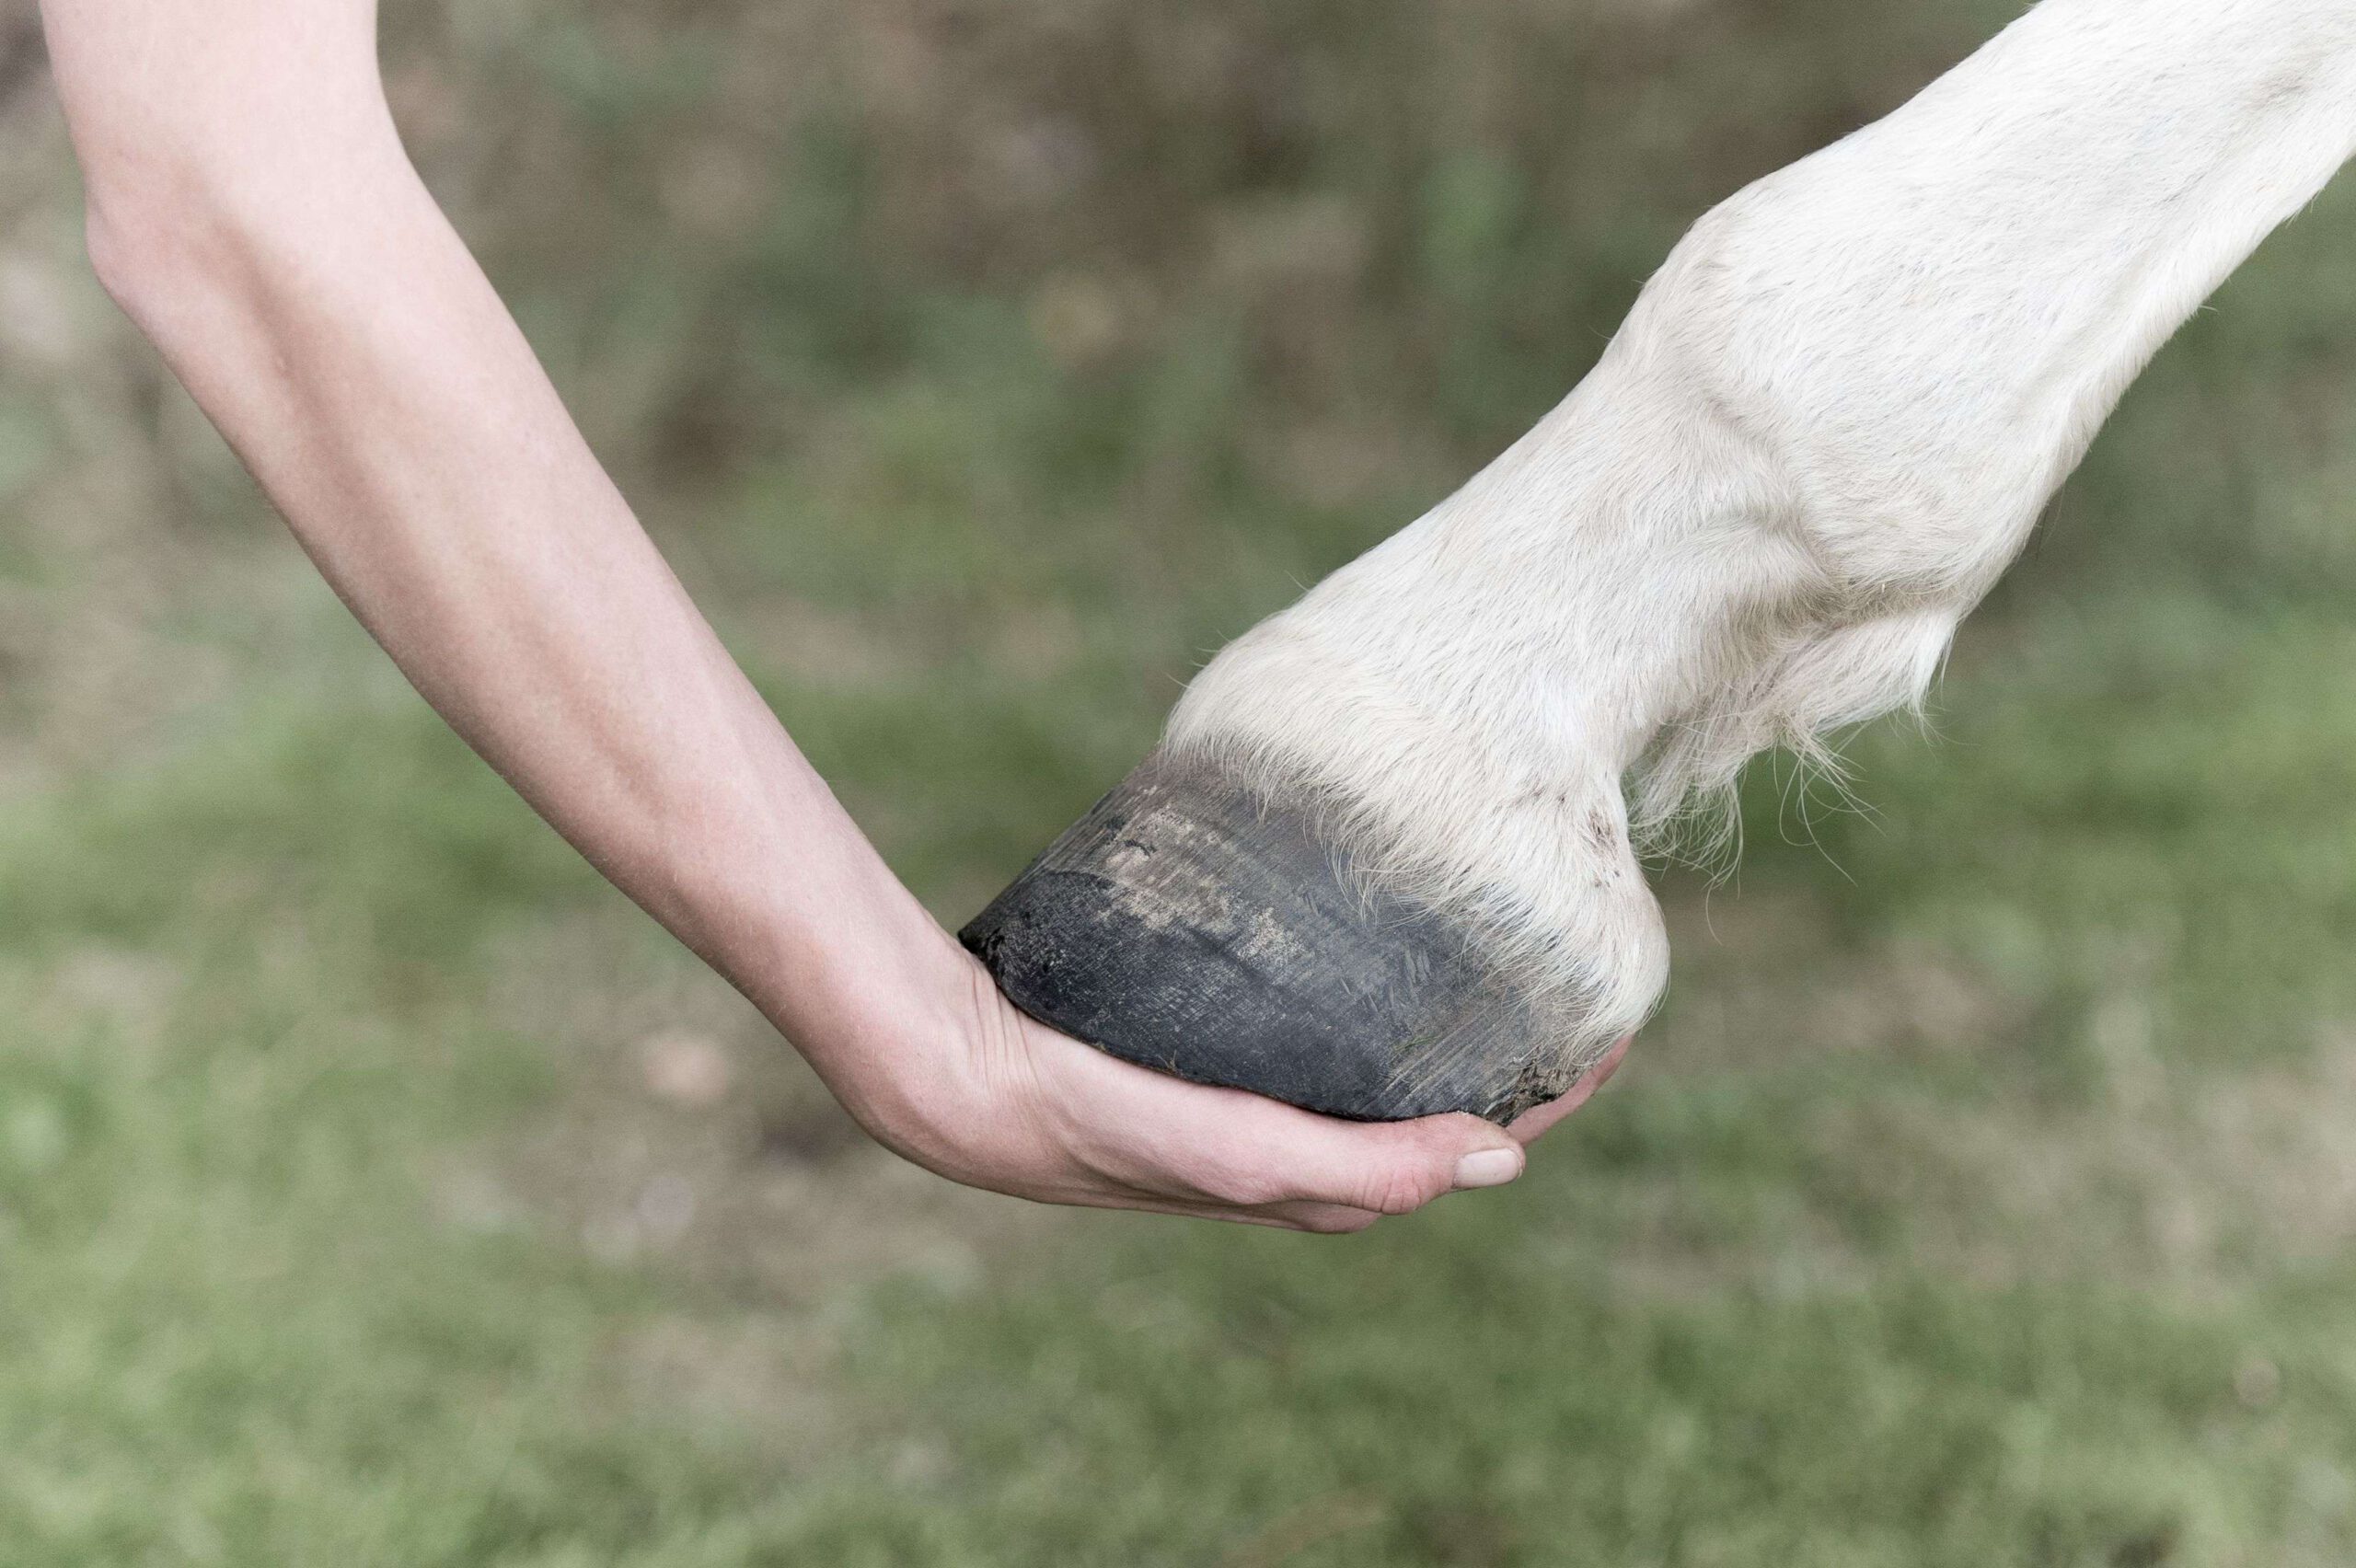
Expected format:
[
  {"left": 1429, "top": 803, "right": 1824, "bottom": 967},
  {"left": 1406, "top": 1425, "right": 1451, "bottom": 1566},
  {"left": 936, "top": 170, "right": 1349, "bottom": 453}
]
[{"left": 967, "top": 0, "right": 2356, "bottom": 1122}]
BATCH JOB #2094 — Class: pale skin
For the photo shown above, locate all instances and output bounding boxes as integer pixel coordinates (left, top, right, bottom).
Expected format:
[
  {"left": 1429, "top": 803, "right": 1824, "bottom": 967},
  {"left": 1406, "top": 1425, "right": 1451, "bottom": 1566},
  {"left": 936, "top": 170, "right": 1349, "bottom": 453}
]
[{"left": 35, "top": 0, "right": 1621, "bottom": 1233}]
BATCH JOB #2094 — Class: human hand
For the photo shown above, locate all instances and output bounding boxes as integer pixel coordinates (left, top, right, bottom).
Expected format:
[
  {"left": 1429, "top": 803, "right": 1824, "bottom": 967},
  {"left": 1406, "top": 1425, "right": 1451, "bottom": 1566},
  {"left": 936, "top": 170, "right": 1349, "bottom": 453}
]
[{"left": 822, "top": 932, "right": 1630, "bottom": 1233}]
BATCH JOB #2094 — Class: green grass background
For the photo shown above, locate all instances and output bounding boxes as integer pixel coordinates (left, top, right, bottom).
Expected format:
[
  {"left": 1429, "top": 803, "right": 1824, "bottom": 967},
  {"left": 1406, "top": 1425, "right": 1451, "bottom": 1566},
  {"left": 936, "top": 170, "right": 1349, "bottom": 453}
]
[{"left": 6, "top": 1, "right": 2356, "bottom": 1562}]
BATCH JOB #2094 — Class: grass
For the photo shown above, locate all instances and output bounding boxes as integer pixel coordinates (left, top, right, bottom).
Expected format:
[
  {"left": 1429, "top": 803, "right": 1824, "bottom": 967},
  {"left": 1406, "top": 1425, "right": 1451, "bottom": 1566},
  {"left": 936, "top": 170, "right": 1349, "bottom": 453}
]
[{"left": 6, "top": 0, "right": 2356, "bottom": 1562}]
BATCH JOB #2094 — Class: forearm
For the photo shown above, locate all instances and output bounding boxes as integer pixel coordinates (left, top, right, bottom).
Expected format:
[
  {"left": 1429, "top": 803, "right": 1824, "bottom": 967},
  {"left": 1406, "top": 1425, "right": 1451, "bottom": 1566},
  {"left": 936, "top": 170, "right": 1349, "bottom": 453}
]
[{"left": 52, "top": 48, "right": 953, "bottom": 1081}]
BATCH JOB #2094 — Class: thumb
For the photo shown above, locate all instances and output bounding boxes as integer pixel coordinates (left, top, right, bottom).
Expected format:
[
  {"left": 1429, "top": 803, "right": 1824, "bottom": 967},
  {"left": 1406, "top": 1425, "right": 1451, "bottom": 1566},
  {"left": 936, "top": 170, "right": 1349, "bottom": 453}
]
[{"left": 1276, "top": 1112, "right": 1525, "bottom": 1216}]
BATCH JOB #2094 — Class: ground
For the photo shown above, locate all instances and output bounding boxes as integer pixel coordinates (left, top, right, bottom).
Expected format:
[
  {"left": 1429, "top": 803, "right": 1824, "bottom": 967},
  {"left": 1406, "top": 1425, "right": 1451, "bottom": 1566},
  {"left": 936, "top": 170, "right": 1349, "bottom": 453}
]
[{"left": 5, "top": 1, "right": 2356, "bottom": 1562}]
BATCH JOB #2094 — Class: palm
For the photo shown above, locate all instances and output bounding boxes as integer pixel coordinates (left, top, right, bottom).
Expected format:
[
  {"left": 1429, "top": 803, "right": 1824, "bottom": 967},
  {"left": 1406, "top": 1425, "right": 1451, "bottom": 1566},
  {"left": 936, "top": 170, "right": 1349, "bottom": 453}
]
[{"left": 930, "top": 968, "right": 1628, "bottom": 1232}]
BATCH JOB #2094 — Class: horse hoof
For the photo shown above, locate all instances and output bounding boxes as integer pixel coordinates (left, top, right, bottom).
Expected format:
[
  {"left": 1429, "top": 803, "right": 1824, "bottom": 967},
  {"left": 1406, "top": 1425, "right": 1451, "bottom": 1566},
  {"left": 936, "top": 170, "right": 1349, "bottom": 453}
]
[{"left": 959, "top": 749, "right": 1594, "bottom": 1123}]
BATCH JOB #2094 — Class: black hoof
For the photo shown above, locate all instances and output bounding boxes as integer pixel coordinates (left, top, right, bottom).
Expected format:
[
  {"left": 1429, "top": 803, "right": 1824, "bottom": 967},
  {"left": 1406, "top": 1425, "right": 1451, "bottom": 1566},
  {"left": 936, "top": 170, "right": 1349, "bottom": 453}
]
[{"left": 959, "top": 751, "right": 1587, "bottom": 1123}]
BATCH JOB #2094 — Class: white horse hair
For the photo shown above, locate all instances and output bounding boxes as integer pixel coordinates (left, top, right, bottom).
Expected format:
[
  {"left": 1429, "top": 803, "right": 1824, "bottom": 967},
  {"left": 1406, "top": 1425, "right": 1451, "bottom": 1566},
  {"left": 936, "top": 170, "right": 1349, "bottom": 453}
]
[{"left": 1164, "top": 0, "right": 2356, "bottom": 1067}]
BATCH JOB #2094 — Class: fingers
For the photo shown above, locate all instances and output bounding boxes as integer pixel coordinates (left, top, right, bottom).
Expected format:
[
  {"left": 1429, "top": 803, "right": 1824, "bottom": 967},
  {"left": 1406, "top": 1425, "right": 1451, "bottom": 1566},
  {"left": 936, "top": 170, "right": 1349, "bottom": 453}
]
[
  {"left": 1507, "top": 1035, "right": 1631, "bottom": 1146},
  {"left": 1040, "top": 1177, "right": 1381, "bottom": 1233},
  {"left": 1008, "top": 1007, "right": 1632, "bottom": 1229},
  {"left": 1150, "top": 1196, "right": 1383, "bottom": 1234},
  {"left": 1263, "top": 1201, "right": 1383, "bottom": 1233},
  {"left": 1067, "top": 1193, "right": 1376, "bottom": 1231},
  {"left": 1160, "top": 1032, "right": 1639, "bottom": 1222},
  {"left": 1031, "top": 1026, "right": 1506, "bottom": 1213}
]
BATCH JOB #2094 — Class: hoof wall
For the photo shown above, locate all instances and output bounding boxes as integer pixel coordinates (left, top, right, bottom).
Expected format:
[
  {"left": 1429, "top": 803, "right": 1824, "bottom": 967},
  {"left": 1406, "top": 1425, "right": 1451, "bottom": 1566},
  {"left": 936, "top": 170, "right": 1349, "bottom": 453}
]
[{"left": 960, "top": 752, "right": 1588, "bottom": 1123}]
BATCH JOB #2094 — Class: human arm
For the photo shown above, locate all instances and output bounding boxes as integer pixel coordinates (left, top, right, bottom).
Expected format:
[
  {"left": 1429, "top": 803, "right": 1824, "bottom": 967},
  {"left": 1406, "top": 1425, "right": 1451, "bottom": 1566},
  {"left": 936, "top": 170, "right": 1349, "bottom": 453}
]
[{"left": 31, "top": 0, "right": 1563, "bottom": 1230}]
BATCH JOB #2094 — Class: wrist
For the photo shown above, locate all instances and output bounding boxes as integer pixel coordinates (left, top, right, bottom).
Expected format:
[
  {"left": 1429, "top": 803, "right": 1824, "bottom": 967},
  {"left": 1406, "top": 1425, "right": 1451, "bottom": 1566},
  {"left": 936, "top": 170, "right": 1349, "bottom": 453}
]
[{"left": 685, "top": 811, "right": 979, "bottom": 1099}]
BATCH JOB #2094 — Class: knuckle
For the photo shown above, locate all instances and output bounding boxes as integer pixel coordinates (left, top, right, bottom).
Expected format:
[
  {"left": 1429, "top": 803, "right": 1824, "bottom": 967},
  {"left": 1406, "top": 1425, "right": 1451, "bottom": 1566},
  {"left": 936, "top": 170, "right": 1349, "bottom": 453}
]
[{"left": 1360, "top": 1164, "right": 1443, "bottom": 1216}]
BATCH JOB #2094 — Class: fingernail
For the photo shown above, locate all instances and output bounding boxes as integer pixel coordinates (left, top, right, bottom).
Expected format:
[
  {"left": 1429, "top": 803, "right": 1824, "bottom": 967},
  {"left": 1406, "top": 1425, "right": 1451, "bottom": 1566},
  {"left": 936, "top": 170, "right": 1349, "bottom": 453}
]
[{"left": 1452, "top": 1147, "right": 1523, "bottom": 1190}]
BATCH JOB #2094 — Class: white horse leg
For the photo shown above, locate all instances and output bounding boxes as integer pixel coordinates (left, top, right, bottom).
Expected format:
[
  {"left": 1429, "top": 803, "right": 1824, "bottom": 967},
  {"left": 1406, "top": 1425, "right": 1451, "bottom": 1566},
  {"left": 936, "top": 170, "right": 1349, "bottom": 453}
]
[{"left": 968, "top": 0, "right": 2356, "bottom": 1121}]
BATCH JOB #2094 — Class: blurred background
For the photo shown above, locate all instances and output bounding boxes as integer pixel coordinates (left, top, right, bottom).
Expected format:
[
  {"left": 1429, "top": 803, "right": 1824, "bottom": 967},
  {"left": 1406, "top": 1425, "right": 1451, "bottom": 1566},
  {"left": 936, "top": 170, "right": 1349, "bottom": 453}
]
[{"left": 4, "top": 0, "right": 2356, "bottom": 1562}]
